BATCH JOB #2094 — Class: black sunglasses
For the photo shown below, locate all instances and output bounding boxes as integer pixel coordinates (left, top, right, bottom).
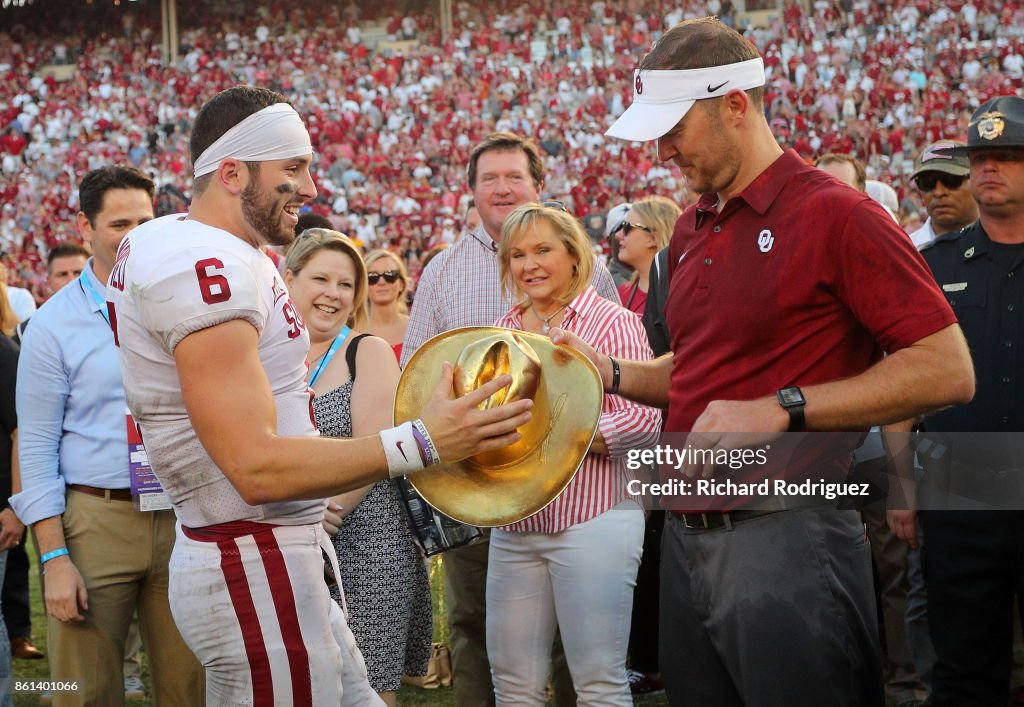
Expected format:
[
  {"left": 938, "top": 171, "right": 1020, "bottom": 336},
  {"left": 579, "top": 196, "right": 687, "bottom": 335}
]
[
  {"left": 368, "top": 270, "right": 401, "bottom": 285},
  {"left": 621, "top": 220, "right": 655, "bottom": 235},
  {"left": 915, "top": 173, "right": 967, "bottom": 193}
]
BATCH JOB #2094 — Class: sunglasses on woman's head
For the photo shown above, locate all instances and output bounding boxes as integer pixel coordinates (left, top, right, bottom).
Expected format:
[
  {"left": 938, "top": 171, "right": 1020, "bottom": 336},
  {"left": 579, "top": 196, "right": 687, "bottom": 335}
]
[
  {"left": 915, "top": 173, "right": 967, "bottom": 193},
  {"left": 621, "top": 221, "right": 654, "bottom": 234},
  {"left": 368, "top": 270, "right": 401, "bottom": 285}
]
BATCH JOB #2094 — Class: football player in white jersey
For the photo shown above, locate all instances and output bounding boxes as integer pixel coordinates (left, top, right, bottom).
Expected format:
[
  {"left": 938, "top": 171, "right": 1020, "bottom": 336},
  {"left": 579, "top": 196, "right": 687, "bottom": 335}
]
[{"left": 107, "top": 86, "right": 533, "bottom": 706}]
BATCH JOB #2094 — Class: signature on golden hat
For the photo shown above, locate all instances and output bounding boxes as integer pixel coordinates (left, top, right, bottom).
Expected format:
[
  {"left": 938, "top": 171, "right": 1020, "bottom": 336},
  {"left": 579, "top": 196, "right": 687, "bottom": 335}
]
[{"left": 395, "top": 327, "right": 603, "bottom": 527}]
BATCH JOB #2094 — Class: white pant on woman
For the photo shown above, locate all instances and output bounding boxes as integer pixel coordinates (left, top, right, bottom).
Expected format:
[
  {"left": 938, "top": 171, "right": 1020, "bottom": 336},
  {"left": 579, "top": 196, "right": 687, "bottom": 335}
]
[{"left": 486, "top": 502, "right": 644, "bottom": 706}]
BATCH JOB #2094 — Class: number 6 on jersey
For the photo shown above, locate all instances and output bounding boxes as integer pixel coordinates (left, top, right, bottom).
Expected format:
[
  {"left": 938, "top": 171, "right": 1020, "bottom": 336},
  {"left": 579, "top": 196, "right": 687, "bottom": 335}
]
[{"left": 195, "top": 258, "right": 233, "bottom": 304}]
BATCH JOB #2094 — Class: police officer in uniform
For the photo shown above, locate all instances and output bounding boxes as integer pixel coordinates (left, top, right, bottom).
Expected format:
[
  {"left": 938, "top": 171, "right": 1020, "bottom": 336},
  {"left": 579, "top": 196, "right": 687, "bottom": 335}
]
[{"left": 913, "top": 95, "right": 1024, "bottom": 707}]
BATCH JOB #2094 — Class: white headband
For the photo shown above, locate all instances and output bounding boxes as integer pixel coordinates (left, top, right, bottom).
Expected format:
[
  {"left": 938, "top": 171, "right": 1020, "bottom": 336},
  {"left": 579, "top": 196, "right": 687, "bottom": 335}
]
[
  {"left": 606, "top": 58, "right": 766, "bottom": 142},
  {"left": 192, "top": 103, "right": 313, "bottom": 179}
]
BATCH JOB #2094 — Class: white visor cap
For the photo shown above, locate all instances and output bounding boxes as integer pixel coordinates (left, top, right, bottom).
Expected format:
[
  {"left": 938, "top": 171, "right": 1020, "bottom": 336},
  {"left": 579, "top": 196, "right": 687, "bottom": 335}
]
[{"left": 606, "top": 58, "right": 766, "bottom": 142}]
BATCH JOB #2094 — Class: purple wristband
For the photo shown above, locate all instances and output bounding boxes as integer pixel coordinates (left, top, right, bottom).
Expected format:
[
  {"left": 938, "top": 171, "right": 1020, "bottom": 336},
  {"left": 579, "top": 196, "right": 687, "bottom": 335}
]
[{"left": 411, "top": 425, "right": 433, "bottom": 467}]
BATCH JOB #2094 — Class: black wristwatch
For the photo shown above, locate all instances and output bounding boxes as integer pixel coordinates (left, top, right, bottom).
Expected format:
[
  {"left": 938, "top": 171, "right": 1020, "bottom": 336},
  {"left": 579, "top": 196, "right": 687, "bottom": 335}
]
[{"left": 776, "top": 386, "right": 806, "bottom": 432}]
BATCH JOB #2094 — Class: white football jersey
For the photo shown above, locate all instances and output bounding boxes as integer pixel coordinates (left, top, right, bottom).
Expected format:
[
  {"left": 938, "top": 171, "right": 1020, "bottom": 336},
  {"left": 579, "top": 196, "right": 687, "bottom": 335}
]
[{"left": 108, "top": 214, "right": 326, "bottom": 527}]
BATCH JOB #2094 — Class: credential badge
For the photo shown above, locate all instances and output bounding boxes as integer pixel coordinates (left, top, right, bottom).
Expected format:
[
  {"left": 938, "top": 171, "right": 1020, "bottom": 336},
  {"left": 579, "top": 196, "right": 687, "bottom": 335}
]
[
  {"left": 757, "top": 229, "right": 775, "bottom": 253},
  {"left": 974, "top": 111, "right": 1005, "bottom": 141}
]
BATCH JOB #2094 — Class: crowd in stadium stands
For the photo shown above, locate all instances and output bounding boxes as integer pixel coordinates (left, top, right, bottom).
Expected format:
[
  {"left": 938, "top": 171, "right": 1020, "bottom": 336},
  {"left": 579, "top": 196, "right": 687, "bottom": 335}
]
[{"left": 1, "top": 0, "right": 1023, "bottom": 305}]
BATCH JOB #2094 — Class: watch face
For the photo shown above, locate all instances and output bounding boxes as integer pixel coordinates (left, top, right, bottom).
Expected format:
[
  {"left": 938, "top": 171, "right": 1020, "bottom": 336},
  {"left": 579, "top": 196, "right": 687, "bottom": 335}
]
[{"left": 778, "top": 387, "right": 805, "bottom": 406}]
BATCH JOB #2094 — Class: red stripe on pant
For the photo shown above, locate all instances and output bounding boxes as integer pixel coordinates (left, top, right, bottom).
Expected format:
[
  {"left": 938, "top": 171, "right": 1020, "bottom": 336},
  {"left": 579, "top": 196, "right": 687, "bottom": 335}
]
[
  {"left": 253, "top": 530, "right": 313, "bottom": 707},
  {"left": 217, "top": 537, "right": 275, "bottom": 707}
]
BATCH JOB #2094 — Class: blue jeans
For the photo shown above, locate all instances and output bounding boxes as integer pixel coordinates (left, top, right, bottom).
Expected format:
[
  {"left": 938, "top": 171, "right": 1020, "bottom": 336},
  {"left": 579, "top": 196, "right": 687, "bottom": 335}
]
[{"left": 0, "top": 548, "right": 13, "bottom": 707}]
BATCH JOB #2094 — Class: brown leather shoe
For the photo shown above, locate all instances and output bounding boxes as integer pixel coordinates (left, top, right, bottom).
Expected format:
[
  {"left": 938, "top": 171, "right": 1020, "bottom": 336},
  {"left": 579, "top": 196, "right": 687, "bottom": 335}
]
[{"left": 11, "top": 636, "right": 45, "bottom": 660}]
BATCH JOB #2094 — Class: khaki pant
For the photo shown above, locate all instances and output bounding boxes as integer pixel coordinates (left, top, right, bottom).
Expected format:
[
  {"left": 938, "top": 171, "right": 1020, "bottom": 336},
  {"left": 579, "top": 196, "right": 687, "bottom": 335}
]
[
  {"left": 445, "top": 532, "right": 496, "bottom": 707},
  {"left": 49, "top": 489, "right": 204, "bottom": 706}
]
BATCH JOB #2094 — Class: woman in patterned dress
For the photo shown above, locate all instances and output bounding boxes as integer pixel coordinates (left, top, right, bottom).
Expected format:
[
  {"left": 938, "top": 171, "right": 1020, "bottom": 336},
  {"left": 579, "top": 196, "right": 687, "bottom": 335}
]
[{"left": 285, "top": 229, "right": 432, "bottom": 706}]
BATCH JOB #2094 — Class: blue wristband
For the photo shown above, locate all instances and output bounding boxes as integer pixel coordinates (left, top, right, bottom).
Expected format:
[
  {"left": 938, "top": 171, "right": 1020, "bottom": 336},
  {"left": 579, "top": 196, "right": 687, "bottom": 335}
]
[{"left": 40, "top": 547, "right": 69, "bottom": 565}]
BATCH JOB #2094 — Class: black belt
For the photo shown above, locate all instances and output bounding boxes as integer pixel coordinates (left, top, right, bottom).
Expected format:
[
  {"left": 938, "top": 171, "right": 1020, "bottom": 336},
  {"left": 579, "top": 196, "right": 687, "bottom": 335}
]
[{"left": 673, "top": 508, "right": 783, "bottom": 531}]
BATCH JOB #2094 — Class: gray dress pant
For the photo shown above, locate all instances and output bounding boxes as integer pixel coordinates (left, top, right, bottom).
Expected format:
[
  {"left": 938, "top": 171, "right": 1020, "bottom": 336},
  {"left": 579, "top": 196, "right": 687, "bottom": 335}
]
[{"left": 660, "top": 508, "right": 884, "bottom": 706}]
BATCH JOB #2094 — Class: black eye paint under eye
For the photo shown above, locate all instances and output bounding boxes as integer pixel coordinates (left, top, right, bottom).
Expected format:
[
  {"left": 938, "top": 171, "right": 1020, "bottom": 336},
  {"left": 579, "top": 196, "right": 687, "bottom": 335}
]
[{"left": 276, "top": 183, "right": 297, "bottom": 195}]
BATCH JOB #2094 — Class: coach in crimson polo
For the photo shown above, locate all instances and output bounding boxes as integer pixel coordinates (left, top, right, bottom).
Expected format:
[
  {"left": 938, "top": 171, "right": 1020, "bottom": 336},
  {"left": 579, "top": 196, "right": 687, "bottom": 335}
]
[{"left": 555, "top": 17, "right": 974, "bottom": 707}]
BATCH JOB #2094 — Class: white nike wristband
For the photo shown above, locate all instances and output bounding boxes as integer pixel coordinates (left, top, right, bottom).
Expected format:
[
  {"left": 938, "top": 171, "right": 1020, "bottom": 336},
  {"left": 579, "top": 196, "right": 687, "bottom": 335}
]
[{"left": 380, "top": 422, "right": 426, "bottom": 478}]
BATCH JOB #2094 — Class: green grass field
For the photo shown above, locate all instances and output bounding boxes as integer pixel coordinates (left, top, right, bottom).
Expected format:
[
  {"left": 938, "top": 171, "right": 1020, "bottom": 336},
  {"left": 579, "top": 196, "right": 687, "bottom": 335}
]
[{"left": 11, "top": 546, "right": 667, "bottom": 706}]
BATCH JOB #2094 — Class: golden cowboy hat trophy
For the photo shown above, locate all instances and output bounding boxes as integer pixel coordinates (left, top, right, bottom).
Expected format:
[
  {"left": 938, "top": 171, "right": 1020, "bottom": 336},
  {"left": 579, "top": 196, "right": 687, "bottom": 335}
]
[{"left": 395, "top": 327, "right": 603, "bottom": 527}]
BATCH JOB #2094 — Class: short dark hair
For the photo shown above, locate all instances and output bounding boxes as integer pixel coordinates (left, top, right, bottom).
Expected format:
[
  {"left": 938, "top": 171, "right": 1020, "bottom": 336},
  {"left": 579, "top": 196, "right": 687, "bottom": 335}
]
[
  {"left": 639, "top": 17, "right": 764, "bottom": 109},
  {"left": 467, "top": 132, "right": 544, "bottom": 190},
  {"left": 47, "top": 242, "right": 90, "bottom": 269},
  {"left": 815, "top": 152, "right": 867, "bottom": 192},
  {"left": 78, "top": 166, "right": 155, "bottom": 226},
  {"left": 189, "top": 86, "right": 288, "bottom": 194},
  {"left": 295, "top": 212, "right": 333, "bottom": 237}
]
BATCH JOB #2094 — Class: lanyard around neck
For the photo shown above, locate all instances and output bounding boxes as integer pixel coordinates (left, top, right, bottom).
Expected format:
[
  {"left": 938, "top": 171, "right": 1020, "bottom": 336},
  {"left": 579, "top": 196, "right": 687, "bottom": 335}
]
[
  {"left": 79, "top": 270, "right": 110, "bottom": 326},
  {"left": 622, "top": 280, "right": 638, "bottom": 307},
  {"left": 308, "top": 326, "right": 351, "bottom": 388}
]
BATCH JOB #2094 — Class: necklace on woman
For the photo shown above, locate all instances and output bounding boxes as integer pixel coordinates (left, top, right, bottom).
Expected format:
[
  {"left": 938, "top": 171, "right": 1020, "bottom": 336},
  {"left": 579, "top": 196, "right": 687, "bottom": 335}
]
[{"left": 531, "top": 303, "right": 568, "bottom": 334}]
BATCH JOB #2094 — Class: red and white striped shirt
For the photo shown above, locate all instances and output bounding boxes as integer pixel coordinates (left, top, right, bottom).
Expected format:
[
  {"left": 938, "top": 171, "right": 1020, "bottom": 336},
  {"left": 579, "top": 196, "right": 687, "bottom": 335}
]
[{"left": 496, "top": 286, "right": 661, "bottom": 534}]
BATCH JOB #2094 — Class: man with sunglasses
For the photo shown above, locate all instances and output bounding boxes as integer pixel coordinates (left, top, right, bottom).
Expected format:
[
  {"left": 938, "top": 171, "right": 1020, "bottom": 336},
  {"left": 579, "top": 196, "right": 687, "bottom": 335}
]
[
  {"left": 910, "top": 141, "right": 978, "bottom": 249},
  {"left": 892, "top": 95, "right": 1024, "bottom": 707}
]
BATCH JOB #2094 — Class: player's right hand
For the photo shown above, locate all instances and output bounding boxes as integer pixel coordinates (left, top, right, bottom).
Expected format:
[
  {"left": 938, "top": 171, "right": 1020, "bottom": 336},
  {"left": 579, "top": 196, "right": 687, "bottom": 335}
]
[
  {"left": 419, "top": 362, "right": 533, "bottom": 464},
  {"left": 43, "top": 558, "right": 88, "bottom": 623}
]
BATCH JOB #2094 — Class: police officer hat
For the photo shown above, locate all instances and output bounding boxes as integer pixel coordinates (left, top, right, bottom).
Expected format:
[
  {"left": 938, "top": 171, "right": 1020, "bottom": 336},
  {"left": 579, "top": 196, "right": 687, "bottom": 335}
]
[{"left": 935, "top": 95, "right": 1024, "bottom": 157}]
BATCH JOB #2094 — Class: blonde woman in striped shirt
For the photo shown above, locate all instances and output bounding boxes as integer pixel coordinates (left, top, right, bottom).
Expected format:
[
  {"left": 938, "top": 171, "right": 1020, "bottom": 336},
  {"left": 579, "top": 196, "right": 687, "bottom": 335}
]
[{"left": 488, "top": 203, "right": 662, "bottom": 706}]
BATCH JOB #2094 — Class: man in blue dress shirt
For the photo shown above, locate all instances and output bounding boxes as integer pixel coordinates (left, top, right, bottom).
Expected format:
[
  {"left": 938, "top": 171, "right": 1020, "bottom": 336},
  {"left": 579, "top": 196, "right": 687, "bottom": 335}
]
[{"left": 9, "top": 166, "right": 203, "bottom": 706}]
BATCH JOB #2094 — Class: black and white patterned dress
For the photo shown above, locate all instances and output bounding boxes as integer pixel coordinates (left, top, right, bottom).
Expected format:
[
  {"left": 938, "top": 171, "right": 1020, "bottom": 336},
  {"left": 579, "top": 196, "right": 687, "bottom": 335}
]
[{"left": 312, "top": 344, "right": 432, "bottom": 692}]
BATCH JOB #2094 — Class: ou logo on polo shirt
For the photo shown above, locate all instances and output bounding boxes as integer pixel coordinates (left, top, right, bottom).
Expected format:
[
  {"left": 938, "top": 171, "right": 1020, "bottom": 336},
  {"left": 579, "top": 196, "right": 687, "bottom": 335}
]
[{"left": 758, "top": 229, "right": 775, "bottom": 253}]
